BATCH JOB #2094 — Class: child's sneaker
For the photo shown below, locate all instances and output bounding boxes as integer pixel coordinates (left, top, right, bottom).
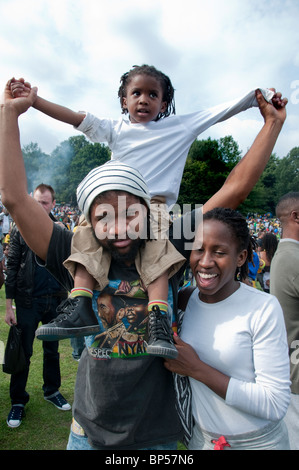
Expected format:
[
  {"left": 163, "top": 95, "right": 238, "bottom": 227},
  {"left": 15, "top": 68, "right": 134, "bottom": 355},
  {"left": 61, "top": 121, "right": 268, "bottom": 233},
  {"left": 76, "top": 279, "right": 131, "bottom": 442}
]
[
  {"left": 35, "top": 296, "right": 100, "bottom": 341},
  {"left": 146, "top": 305, "right": 178, "bottom": 359}
]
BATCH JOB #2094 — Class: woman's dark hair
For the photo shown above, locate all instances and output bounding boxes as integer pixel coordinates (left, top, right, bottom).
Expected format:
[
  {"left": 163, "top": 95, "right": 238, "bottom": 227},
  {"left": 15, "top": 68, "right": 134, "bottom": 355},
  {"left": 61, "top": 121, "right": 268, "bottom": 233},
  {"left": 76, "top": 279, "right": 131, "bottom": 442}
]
[
  {"left": 203, "top": 207, "right": 254, "bottom": 281},
  {"left": 118, "top": 64, "right": 176, "bottom": 120},
  {"left": 261, "top": 233, "right": 278, "bottom": 263}
]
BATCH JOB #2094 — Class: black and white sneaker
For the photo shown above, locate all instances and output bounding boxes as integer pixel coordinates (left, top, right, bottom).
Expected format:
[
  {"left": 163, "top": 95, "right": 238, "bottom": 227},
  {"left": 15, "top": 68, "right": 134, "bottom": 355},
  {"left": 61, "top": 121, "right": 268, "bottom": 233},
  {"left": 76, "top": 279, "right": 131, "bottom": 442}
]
[
  {"left": 146, "top": 305, "right": 178, "bottom": 359},
  {"left": 44, "top": 392, "right": 71, "bottom": 411},
  {"left": 35, "top": 296, "right": 100, "bottom": 341},
  {"left": 7, "top": 404, "right": 25, "bottom": 428}
]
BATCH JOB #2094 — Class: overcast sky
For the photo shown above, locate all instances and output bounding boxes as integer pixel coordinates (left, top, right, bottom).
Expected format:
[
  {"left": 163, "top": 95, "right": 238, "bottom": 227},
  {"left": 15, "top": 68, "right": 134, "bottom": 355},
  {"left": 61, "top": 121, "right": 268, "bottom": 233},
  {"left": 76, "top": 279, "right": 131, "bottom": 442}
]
[{"left": 1, "top": 0, "right": 298, "bottom": 159}]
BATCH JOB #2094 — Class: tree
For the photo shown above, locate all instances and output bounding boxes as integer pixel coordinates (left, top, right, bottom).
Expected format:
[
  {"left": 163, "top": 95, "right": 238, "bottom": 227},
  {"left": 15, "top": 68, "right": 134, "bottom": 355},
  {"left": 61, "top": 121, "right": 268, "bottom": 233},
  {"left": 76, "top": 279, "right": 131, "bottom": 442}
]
[
  {"left": 219, "top": 135, "right": 242, "bottom": 170},
  {"left": 21, "top": 136, "right": 111, "bottom": 204},
  {"left": 49, "top": 136, "right": 110, "bottom": 203},
  {"left": 274, "top": 148, "right": 299, "bottom": 202},
  {"left": 48, "top": 139, "right": 77, "bottom": 201},
  {"left": 178, "top": 136, "right": 240, "bottom": 207},
  {"left": 21, "top": 133, "right": 298, "bottom": 215},
  {"left": 238, "top": 180, "right": 268, "bottom": 215},
  {"left": 22, "top": 143, "right": 50, "bottom": 193},
  {"left": 256, "top": 154, "right": 279, "bottom": 214},
  {"left": 65, "top": 142, "right": 110, "bottom": 202}
]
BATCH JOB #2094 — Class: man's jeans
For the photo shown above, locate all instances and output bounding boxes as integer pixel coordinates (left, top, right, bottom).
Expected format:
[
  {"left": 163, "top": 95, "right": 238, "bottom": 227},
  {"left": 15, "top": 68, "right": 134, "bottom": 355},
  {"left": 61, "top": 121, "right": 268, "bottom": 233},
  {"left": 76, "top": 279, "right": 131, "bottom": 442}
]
[
  {"left": 67, "top": 427, "right": 178, "bottom": 450},
  {"left": 10, "top": 296, "right": 63, "bottom": 405}
]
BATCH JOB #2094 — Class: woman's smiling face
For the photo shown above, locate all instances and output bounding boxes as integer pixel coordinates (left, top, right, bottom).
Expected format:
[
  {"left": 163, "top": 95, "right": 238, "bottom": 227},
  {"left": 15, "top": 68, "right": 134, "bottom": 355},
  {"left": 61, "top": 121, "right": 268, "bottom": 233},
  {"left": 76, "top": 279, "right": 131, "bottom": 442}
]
[{"left": 190, "top": 219, "right": 247, "bottom": 303}]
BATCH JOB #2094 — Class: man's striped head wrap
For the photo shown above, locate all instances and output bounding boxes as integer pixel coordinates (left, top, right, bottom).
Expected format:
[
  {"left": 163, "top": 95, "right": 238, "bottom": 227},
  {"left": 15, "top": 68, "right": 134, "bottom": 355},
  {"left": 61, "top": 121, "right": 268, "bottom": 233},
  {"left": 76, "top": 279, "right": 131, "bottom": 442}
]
[{"left": 77, "top": 160, "right": 151, "bottom": 221}]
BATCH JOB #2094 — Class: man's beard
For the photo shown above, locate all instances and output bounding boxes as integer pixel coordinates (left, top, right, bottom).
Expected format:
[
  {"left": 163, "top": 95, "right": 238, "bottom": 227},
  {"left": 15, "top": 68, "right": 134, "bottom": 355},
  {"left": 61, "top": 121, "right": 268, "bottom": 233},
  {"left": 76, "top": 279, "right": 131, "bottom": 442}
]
[
  {"left": 91, "top": 227, "right": 146, "bottom": 262},
  {"left": 107, "top": 238, "right": 145, "bottom": 262}
]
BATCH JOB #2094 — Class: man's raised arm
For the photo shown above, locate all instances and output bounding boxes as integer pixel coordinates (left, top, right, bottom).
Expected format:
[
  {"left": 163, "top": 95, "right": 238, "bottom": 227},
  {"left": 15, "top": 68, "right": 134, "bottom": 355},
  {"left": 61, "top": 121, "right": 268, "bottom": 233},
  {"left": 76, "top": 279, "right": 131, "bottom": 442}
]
[
  {"left": 0, "top": 80, "right": 53, "bottom": 261},
  {"left": 203, "top": 89, "right": 287, "bottom": 213}
]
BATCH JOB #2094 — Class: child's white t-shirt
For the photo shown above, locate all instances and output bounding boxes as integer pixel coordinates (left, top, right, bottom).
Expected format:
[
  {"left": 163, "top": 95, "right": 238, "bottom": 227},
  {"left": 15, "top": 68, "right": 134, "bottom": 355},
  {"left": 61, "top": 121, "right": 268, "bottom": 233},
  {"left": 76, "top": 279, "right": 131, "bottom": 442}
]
[{"left": 76, "top": 89, "right": 268, "bottom": 208}]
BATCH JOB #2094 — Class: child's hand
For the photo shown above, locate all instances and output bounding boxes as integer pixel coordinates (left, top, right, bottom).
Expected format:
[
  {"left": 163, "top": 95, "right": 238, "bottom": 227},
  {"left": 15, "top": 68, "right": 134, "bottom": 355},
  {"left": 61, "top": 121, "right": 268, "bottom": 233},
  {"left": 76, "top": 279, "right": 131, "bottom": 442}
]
[
  {"left": 10, "top": 77, "right": 32, "bottom": 99},
  {"left": 3, "top": 78, "right": 37, "bottom": 116}
]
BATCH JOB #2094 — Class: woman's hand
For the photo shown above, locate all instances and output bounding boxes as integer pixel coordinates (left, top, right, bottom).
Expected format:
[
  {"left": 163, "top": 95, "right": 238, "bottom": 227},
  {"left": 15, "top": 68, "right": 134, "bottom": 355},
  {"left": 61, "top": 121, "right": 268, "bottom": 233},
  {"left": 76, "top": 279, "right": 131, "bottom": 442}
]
[
  {"left": 256, "top": 88, "right": 287, "bottom": 127},
  {"left": 165, "top": 334, "right": 230, "bottom": 400},
  {"left": 164, "top": 334, "right": 201, "bottom": 377}
]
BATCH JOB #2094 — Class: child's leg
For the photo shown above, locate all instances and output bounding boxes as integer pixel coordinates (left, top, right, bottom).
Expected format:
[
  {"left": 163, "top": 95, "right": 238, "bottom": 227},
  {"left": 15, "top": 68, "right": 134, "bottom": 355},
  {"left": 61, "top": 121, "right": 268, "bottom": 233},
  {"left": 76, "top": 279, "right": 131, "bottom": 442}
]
[
  {"left": 146, "top": 271, "right": 178, "bottom": 359},
  {"left": 70, "top": 263, "right": 96, "bottom": 299},
  {"left": 147, "top": 270, "right": 169, "bottom": 315}
]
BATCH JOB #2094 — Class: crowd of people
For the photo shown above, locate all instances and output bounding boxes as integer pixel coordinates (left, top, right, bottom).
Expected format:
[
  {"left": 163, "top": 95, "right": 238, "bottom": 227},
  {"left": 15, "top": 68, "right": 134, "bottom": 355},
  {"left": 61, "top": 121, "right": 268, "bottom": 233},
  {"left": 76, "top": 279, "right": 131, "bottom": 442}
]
[
  {"left": 247, "top": 214, "right": 282, "bottom": 238},
  {"left": 0, "top": 65, "right": 298, "bottom": 452},
  {"left": 1, "top": 205, "right": 283, "bottom": 299},
  {"left": 1, "top": 187, "right": 73, "bottom": 430}
]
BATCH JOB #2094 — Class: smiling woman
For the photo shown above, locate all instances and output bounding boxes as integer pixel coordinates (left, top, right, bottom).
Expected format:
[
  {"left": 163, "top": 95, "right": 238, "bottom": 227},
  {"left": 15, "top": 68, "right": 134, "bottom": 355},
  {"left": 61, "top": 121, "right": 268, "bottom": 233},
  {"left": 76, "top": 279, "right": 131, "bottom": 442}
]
[
  {"left": 165, "top": 207, "right": 291, "bottom": 450},
  {"left": 191, "top": 208, "right": 250, "bottom": 303}
]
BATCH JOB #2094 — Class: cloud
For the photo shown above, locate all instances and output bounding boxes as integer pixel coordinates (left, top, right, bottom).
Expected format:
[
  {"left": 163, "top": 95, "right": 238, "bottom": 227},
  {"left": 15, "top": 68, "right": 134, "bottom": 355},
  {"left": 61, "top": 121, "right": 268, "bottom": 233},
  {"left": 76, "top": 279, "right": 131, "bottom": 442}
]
[{"left": 0, "top": 0, "right": 298, "bottom": 158}]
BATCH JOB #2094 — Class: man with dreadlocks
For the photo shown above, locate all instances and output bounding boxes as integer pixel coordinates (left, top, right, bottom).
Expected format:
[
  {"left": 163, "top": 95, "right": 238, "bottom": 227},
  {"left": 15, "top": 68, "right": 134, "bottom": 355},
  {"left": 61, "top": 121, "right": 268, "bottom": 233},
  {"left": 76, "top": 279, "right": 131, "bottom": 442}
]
[{"left": 10, "top": 66, "right": 278, "bottom": 359}]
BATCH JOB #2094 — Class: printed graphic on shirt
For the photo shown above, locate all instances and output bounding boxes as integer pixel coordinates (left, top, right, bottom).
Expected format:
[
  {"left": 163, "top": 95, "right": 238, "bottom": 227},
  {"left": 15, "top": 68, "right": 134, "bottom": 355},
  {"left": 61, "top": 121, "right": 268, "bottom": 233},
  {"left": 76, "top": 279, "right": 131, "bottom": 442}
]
[{"left": 85, "top": 277, "right": 174, "bottom": 360}]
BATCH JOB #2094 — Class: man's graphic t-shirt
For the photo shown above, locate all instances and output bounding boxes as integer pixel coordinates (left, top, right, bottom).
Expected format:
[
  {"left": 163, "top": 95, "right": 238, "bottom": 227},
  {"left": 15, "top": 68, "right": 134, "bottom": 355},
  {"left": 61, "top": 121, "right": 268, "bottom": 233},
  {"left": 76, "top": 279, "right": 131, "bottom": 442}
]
[
  {"left": 46, "top": 223, "right": 183, "bottom": 450},
  {"left": 85, "top": 261, "right": 175, "bottom": 359}
]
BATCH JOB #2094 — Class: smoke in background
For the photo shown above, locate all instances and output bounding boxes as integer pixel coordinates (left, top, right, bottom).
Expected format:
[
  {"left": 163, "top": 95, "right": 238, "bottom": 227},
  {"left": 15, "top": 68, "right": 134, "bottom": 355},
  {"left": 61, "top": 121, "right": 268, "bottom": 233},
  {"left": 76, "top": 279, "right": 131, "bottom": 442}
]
[{"left": 22, "top": 140, "right": 76, "bottom": 200}]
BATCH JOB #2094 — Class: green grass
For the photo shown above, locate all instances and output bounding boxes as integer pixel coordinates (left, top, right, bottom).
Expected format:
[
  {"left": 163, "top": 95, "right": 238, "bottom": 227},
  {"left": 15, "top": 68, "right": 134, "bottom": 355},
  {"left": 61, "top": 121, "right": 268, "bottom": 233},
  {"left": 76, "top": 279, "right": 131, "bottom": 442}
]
[{"left": 0, "top": 289, "right": 78, "bottom": 450}]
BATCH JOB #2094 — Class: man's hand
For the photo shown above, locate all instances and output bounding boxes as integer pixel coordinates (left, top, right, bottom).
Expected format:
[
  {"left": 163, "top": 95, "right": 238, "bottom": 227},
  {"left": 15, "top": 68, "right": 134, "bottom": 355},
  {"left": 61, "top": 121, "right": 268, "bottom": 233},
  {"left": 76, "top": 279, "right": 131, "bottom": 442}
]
[
  {"left": 2, "top": 77, "right": 37, "bottom": 116},
  {"left": 5, "top": 300, "right": 17, "bottom": 327}
]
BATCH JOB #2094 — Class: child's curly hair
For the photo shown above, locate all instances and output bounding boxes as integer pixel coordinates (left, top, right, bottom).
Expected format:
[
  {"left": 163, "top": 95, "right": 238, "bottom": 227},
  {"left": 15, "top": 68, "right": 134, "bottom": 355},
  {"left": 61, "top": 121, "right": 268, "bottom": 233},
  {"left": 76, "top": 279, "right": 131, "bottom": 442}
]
[{"left": 118, "top": 64, "right": 176, "bottom": 120}]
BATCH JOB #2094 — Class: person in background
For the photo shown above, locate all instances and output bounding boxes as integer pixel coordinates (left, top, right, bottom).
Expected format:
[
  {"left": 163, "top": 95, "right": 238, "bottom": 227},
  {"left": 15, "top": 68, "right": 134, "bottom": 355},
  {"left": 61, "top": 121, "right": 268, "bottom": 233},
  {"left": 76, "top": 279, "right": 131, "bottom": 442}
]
[
  {"left": 4, "top": 184, "right": 71, "bottom": 428},
  {"left": 1, "top": 242, "right": 9, "bottom": 281},
  {"left": 0, "top": 242, "right": 4, "bottom": 289},
  {"left": 0, "top": 207, "right": 12, "bottom": 241},
  {"left": 270, "top": 192, "right": 299, "bottom": 450},
  {"left": 258, "top": 232, "right": 278, "bottom": 293}
]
